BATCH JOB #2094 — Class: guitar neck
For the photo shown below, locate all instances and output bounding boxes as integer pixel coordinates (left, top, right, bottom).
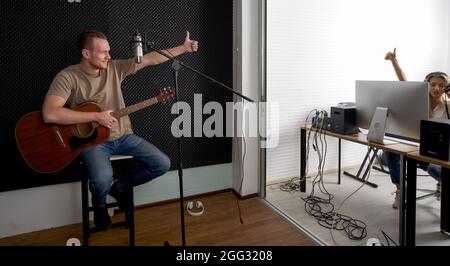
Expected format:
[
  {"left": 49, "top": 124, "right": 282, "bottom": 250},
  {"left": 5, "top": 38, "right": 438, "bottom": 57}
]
[{"left": 111, "top": 97, "right": 158, "bottom": 119}]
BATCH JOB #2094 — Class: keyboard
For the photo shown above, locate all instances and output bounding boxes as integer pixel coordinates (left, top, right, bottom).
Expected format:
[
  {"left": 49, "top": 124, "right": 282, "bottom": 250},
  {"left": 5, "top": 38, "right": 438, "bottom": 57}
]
[{"left": 358, "top": 128, "right": 419, "bottom": 146}]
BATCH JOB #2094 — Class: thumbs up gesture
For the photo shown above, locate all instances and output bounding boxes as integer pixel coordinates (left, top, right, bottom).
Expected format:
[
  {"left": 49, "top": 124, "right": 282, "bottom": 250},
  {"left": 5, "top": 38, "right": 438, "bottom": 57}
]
[
  {"left": 385, "top": 48, "right": 397, "bottom": 61},
  {"left": 184, "top": 31, "right": 199, "bottom": 53}
]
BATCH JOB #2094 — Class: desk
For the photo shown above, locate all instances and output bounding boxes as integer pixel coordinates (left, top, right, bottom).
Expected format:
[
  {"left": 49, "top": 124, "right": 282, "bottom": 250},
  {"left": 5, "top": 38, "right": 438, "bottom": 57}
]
[
  {"left": 300, "top": 126, "right": 419, "bottom": 246},
  {"left": 405, "top": 151, "right": 450, "bottom": 246}
]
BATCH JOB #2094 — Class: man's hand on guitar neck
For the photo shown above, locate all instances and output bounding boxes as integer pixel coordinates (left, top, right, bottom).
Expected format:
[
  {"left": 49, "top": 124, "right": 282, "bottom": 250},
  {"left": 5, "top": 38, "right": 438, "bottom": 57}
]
[{"left": 95, "top": 111, "right": 117, "bottom": 129}]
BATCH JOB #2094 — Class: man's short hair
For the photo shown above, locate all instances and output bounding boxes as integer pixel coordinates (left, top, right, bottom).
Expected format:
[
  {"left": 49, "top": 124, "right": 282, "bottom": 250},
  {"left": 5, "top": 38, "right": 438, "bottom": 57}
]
[{"left": 76, "top": 30, "right": 107, "bottom": 57}]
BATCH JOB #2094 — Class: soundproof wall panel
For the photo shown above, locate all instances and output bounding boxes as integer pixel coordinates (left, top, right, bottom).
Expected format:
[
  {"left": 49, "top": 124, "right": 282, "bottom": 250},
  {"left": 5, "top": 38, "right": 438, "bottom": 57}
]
[{"left": 1, "top": 0, "right": 232, "bottom": 192}]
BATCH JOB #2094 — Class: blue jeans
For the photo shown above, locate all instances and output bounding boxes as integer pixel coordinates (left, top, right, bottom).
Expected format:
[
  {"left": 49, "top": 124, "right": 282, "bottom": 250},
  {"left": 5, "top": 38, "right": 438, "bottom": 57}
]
[
  {"left": 427, "top": 164, "right": 442, "bottom": 182},
  {"left": 80, "top": 134, "right": 171, "bottom": 208},
  {"left": 382, "top": 151, "right": 441, "bottom": 184}
]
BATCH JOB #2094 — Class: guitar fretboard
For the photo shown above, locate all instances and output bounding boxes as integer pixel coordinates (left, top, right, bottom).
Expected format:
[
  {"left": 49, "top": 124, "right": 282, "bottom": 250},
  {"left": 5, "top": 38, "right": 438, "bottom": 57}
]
[{"left": 111, "top": 97, "right": 158, "bottom": 118}]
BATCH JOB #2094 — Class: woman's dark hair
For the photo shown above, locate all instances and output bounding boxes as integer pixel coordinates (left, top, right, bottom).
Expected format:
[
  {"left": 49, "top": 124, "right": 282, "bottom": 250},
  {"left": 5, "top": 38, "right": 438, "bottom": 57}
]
[{"left": 76, "top": 30, "right": 107, "bottom": 57}]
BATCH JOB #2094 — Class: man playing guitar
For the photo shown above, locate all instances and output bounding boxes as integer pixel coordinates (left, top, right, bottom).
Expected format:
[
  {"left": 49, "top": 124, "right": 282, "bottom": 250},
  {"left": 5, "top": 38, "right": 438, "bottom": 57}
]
[{"left": 42, "top": 30, "right": 199, "bottom": 230}]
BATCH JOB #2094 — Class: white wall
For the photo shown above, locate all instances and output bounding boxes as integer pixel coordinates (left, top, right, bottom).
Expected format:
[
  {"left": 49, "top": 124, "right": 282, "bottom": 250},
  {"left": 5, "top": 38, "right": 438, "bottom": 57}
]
[
  {"left": 232, "top": 0, "right": 261, "bottom": 196},
  {"left": 0, "top": 183, "right": 82, "bottom": 239},
  {"left": 266, "top": 0, "right": 450, "bottom": 182},
  {"left": 0, "top": 164, "right": 231, "bottom": 238}
]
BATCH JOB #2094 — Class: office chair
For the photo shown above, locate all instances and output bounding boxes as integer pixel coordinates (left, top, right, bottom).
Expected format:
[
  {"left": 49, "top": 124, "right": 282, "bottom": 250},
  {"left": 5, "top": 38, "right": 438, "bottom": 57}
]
[
  {"left": 376, "top": 152, "right": 440, "bottom": 201},
  {"left": 415, "top": 163, "right": 441, "bottom": 201}
]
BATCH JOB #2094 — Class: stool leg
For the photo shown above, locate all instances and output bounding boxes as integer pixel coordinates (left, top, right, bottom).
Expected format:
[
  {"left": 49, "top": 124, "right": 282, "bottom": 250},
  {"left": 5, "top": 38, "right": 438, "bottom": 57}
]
[
  {"left": 128, "top": 173, "right": 135, "bottom": 246},
  {"left": 81, "top": 178, "right": 90, "bottom": 246}
]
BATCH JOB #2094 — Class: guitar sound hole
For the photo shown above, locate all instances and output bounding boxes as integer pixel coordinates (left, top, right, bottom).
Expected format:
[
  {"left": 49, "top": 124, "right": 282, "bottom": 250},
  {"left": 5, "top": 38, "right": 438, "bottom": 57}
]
[
  {"left": 73, "top": 123, "right": 96, "bottom": 138},
  {"left": 69, "top": 130, "right": 98, "bottom": 150}
]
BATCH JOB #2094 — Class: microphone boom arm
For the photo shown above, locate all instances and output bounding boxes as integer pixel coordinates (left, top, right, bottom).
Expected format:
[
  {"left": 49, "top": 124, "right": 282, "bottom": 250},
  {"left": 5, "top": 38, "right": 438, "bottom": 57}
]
[{"left": 145, "top": 43, "right": 255, "bottom": 103}]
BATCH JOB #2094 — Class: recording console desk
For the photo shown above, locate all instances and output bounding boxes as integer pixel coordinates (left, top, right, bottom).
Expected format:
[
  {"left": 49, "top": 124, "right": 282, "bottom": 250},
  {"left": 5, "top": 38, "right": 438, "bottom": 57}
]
[{"left": 300, "top": 126, "right": 419, "bottom": 246}]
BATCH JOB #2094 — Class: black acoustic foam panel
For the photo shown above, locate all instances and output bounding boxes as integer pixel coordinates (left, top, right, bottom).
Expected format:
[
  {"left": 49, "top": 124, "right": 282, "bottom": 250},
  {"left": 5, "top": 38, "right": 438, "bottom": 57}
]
[{"left": 1, "top": 0, "right": 232, "bottom": 192}]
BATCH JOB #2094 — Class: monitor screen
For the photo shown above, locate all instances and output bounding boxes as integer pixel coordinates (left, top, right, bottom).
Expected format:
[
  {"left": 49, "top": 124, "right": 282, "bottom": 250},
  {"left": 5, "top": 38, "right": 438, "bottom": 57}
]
[{"left": 355, "top": 80, "right": 429, "bottom": 142}]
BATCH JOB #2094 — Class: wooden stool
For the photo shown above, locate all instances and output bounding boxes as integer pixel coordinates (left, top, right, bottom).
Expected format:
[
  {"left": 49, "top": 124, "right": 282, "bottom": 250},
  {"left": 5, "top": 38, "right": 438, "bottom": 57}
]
[{"left": 81, "top": 155, "right": 135, "bottom": 246}]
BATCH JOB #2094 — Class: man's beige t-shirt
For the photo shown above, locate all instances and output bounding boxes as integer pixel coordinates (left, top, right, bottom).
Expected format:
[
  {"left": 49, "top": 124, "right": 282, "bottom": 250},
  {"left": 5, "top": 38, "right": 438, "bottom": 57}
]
[{"left": 46, "top": 59, "right": 135, "bottom": 140}]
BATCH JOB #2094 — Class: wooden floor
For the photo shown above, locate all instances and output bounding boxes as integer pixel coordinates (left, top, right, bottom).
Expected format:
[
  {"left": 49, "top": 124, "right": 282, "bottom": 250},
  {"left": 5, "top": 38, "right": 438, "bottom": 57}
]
[{"left": 0, "top": 192, "right": 314, "bottom": 246}]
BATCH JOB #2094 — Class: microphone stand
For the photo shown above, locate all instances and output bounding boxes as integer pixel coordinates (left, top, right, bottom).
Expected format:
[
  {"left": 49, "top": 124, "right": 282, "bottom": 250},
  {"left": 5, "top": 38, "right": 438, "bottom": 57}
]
[{"left": 144, "top": 41, "right": 254, "bottom": 246}]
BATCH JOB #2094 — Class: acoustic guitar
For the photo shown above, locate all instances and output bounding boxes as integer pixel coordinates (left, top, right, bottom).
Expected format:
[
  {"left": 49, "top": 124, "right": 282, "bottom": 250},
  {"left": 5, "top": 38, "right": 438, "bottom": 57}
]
[{"left": 15, "top": 87, "right": 175, "bottom": 174}]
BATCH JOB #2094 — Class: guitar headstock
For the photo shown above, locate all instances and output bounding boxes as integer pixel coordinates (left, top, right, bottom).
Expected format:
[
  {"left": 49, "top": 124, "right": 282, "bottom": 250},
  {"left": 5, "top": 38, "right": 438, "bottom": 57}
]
[{"left": 156, "top": 87, "right": 176, "bottom": 104}]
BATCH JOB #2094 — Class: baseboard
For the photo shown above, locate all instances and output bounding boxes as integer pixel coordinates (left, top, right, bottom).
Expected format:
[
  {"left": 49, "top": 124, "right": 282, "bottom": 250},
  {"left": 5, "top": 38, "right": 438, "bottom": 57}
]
[
  {"left": 266, "top": 164, "right": 363, "bottom": 186},
  {"left": 231, "top": 189, "right": 259, "bottom": 200},
  {"left": 133, "top": 188, "right": 233, "bottom": 211}
]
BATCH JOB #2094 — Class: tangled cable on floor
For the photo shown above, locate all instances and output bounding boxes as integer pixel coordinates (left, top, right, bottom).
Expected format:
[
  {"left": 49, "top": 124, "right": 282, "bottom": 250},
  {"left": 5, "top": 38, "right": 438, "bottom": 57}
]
[{"left": 301, "top": 110, "right": 368, "bottom": 241}]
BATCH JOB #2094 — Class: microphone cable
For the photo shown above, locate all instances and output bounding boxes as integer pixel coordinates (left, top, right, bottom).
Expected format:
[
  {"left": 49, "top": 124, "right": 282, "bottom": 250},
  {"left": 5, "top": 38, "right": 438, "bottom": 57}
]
[{"left": 236, "top": 99, "right": 247, "bottom": 224}]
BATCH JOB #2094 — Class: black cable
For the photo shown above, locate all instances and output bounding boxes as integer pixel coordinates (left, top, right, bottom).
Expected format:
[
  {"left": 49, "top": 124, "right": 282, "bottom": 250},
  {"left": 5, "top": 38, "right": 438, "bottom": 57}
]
[
  {"left": 445, "top": 94, "right": 450, "bottom": 119},
  {"left": 236, "top": 99, "right": 247, "bottom": 225},
  {"left": 236, "top": 198, "right": 243, "bottom": 224},
  {"left": 309, "top": 116, "right": 333, "bottom": 202},
  {"left": 381, "top": 230, "right": 398, "bottom": 246},
  {"left": 318, "top": 122, "right": 332, "bottom": 199},
  {"left": 299, "top": 109, "right": 368, "bottom": 241},
  {"left": 279, "top": 114, "right": 327, "bottom": 192},
  {"left": 302, "top": 196, "right": 368, "bottom": 241},
  {"left": 279, "top": 177, "right": 301, "bottom": 192},
  {"left": 304, "top": 110, "right": 319, "bottom": 179}
]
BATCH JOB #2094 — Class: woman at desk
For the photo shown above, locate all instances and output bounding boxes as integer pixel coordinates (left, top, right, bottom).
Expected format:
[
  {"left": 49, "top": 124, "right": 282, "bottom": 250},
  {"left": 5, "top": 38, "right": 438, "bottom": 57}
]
[{"left": 383, "top": 48, "right": 449, "bottom": 209}]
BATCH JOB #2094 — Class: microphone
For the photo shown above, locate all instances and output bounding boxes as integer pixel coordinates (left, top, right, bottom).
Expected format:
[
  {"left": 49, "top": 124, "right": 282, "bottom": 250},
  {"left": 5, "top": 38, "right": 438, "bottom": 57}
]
[{"left": 132, "top": 31, "right": 143, "bottom": 64}]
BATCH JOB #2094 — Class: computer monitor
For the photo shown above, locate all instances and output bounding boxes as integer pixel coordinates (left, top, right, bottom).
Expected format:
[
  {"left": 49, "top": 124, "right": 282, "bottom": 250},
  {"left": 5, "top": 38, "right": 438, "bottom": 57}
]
[{"left": 355, "top": 80, "right": 429, "bottom": 142}]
